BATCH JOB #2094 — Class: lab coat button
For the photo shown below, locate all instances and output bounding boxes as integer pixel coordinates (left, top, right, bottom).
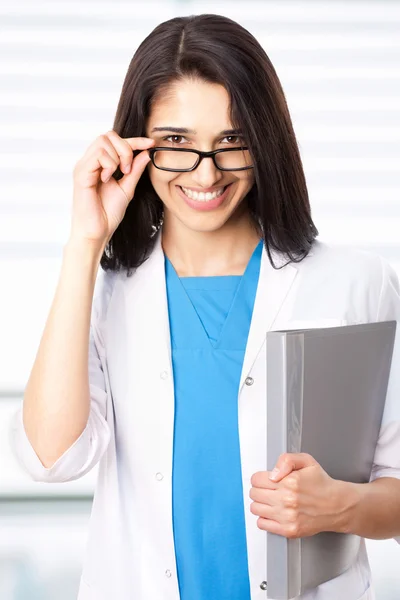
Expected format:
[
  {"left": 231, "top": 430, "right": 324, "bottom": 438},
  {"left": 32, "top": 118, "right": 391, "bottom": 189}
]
[
  {"left": 245, "top": 376, "right": 254, "bottom": 386},
  {"left": 155, "top": 472, "right": 164, "bottom": 481},
  {"left": 160, "top": 371, "right": 168, "bottom": 380},
  {"left": 165, "top": 569, "right": 172, "bottom": 578},
  {"left": 260, "top": 580, "right": 267, "bottom": 590}
]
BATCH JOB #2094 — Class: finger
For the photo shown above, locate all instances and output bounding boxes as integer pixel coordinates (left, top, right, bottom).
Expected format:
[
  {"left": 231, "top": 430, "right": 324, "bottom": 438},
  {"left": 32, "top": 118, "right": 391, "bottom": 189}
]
[
  {"left": 251, "top": 471, "right": 279, "bottom": 489},
  {"left": 98, "top": 134, "right": 123, "bottom": 165},
  {"left": 104, "top": 131, "right": 137, "bottom": 174},
  {"left": 269, "top": 453, "right": 318, "bottom": 481},
  {"left": 84, "top": 134, "right": 121, "bottom": 167},
  {"left": 250, "top": 500, "right": 277, "bottom": 520},
  {"left": 92, "top": 132, "right": 154, "bottom": 178},
  {"left": 124, "top": 136, "right": 156, "bottom": 150},
  {"left": 116, "top": 148, "right": 152, "bottom": 202},
  {"left": 81, "top": 132, "right": 154, "bottom": 160},
  {"left": 75, "top": 148, "right": 118, "bottom": 186},
  {"left": 268, "top": 466, "right": 289, "bottom": 482},
  {"left": 249, "top": 486, "right": 278, "bottom": 505},
  {"left": 93, "top": 148, "right": 119, "bottom": 183},
  {"left": 257, "top": 517, "right": 289, "bottom": 536}
]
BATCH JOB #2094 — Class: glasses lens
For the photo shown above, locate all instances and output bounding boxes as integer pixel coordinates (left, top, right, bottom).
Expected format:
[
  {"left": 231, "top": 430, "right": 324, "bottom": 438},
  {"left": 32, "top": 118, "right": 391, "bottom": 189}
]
[
  {"left": 152, "top": 148, "right": 253, "bottom": 171},
  {"left": 215, "top": 149, "right": 252, "bottom": 170},
  {"left": 153, "top": 150, "right": 198, "bottom": 171}
]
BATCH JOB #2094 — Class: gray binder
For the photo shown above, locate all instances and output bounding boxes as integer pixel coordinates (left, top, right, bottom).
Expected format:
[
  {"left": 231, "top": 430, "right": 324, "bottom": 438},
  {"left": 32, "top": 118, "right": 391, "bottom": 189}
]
[{"left": 266, "top": 321, "right": 396, "bottom": 599}]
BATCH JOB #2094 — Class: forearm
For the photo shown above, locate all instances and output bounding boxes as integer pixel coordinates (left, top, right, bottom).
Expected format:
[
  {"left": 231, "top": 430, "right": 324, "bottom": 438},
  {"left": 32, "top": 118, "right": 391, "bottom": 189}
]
[
  {"left": 335, "top": 477, "right": 400, "bottom": 540},
  {"left": 23, "top": 238, "right": 104, "bottom": 468}
]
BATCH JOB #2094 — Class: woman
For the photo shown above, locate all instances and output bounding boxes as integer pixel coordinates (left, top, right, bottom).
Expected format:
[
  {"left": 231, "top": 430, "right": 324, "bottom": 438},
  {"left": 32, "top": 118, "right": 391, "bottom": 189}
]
[{"left": 10, "top": 13, "right": 400, "bottom": 600}]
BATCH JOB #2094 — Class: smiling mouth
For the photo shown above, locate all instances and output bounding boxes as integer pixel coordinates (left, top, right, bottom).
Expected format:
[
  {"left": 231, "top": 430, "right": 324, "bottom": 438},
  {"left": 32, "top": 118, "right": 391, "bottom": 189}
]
[{"left": 178, "top": 184, "right": 230, "bottom": 202}]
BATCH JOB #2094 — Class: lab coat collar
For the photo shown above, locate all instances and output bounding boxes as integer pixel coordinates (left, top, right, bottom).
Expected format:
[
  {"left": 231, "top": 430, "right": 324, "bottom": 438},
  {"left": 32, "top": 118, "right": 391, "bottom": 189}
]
[
  {"left": 238, "top": 242, "right": 300, "bottom": 391},
  {"left": 133, "top": 228, "right": 311, "bottom": 391}
]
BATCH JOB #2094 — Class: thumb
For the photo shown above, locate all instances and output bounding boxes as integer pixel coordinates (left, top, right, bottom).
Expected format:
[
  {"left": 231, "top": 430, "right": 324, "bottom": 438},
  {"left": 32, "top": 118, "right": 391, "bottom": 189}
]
[
  {"left": 269, "top": 452, "right": 319, "bottom": 482},
  {"left": 117, "top": 149, "right": 152, "bottom": 203}
]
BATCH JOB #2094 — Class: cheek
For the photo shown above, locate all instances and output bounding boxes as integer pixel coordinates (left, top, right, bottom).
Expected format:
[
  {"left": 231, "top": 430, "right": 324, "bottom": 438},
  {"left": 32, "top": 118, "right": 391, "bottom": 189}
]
[
  {"left": 243, "top": 172, "right": 255, "bottom": 188},
  {"left": 148, "top": 167, "right": 176, "bottom": 193},
  {"left": 235, "top": 175, "right": 255, "bottom": 198}
]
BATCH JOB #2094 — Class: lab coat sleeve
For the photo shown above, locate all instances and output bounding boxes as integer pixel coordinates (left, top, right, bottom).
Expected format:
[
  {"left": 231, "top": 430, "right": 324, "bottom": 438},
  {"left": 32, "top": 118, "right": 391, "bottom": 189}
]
[
  {"left": 9, "top": 274, "right": 112, "bottom": 483},
  {"left": 369, "top": 256, "right": 400, "bottom": 544}
]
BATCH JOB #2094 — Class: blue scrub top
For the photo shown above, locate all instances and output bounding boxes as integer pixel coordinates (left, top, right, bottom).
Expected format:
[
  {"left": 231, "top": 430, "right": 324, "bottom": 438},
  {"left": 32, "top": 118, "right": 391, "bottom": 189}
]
[{"left": 165, "top": 240, "right": 263, "bottom": 600}]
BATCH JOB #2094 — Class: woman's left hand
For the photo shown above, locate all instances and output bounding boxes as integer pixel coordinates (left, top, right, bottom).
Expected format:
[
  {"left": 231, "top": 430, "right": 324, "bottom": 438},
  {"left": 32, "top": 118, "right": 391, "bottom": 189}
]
[{"left": 249, "top": 453, "right": 347, "bottom": 538}]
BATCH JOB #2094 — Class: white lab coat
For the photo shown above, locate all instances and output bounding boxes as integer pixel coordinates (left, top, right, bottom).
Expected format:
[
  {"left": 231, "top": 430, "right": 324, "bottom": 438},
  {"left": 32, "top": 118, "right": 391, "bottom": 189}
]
[{"left": 10, "top": 231, "right": 400, "bottom": 600}]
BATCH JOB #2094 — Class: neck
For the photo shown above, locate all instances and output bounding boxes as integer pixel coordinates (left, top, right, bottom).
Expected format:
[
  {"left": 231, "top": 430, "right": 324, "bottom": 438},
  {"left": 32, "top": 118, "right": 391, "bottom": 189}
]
[{"left": 161, "top": 207, "right": 262, "bottom": 277}]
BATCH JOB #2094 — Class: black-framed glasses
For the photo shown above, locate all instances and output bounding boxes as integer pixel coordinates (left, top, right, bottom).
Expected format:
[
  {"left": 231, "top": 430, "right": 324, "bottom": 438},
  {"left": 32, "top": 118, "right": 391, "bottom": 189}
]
[{"left": 147, "top": 146, "right": 254, "bottom": 172}]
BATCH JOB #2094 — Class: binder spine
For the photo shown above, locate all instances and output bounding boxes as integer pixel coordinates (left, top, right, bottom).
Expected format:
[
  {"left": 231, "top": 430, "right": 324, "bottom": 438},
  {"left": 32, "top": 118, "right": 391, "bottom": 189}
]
[
  {"left": 286, "top": 334, "right": 305, "bottom": 599},
  {"left": 286, "top": 333, "right": 305, "bottom": 455},
  {"left": 267, "top": 332, "right": 304, "bottom": 599}
]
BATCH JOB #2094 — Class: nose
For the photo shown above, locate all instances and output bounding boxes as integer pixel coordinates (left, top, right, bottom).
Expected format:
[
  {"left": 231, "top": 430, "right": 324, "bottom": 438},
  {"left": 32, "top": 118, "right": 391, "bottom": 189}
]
[{"left": 191, "top": 154, "right": 224, "bottom": 188}]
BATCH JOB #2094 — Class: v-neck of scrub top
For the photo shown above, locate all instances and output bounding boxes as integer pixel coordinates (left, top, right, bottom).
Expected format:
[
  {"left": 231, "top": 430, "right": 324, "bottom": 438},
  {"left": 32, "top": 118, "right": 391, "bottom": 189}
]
[
  {"left": 164, "top": 239, "right": 263, "bottom": 350},
  {"left": 175, "top": 274, "right": 241, "bottom": 347},
  {"left": 164, "top": 239, "right": 263, "bottom": 600}
]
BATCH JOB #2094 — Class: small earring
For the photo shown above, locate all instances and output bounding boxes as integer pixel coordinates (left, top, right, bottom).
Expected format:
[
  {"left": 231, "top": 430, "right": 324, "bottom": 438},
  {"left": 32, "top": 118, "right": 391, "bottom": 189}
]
[{"left": 150, "top": 213, "right": 164, "bottom": 238}]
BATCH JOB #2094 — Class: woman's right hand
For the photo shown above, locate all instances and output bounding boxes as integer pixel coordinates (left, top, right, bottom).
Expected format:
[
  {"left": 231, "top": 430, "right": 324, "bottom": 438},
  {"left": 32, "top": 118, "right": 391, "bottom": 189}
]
[{"left": 70, "top": 130, "right": 155, "bottom": 247}]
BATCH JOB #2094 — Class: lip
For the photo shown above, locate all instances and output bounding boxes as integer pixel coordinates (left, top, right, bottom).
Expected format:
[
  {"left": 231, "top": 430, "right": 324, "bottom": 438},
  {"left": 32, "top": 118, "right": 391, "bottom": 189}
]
[
  {"left": 176, "top": 183, "right": 233, "bottom": 211},
  {"left": 179, "top": 184, "right": 227, "bottom": 193}
]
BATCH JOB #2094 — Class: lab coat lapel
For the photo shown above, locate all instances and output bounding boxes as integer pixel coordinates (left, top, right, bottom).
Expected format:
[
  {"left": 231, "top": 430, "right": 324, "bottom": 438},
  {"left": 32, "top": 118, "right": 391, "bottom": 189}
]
[
  {"left": 128, "top": 233, "right": 302, "bottom": 393},
  {"left": 238, "top": 245, "right": 299, "bottom": 392},
  {"left": 127, "top": 229, "right": 172, "bottom": 366},
  {"left": 122, "top": 229, "right": 175, "bottom": 477}
]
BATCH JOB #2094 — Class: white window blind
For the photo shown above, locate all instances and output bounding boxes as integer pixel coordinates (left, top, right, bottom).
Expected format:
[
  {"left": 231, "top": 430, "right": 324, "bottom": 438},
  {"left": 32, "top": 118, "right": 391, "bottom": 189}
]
[{"left": 1, "top": 3, "right": 400, "bottom": 598}]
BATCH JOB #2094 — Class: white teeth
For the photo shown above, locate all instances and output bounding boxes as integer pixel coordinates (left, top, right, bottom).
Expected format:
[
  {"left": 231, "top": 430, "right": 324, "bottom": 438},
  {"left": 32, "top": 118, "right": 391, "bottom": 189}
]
[{"left": 180, "top": 185, "right": 226, "bottom": 201}]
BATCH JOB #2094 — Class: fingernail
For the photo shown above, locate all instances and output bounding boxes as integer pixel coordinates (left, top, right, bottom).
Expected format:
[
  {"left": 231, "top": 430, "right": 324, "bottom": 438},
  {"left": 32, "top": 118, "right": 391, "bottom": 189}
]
[
  {"left": 269, "top": 468, "right": 280, "bottom": 481},
  {"left": 123, "top": 163, "right": 131, "bottom": 174}
]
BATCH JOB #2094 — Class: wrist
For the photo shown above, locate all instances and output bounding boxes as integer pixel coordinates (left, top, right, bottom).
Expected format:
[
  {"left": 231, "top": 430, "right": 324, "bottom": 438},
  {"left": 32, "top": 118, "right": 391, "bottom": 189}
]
[
  {"left": 64, "top": 236, "right": 106, "bottom": 261},
  {"left": 333, "top": 480, "right": 362, "bottom": 535},
  {"left": 62, "top": 237, "right": 106, "bottom": 279}
]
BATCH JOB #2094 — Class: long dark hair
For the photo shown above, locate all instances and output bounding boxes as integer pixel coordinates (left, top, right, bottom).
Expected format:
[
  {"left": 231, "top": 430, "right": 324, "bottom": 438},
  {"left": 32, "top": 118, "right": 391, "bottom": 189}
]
[{"left": 101, "top": 13, "right": 318, "bottom": 275}]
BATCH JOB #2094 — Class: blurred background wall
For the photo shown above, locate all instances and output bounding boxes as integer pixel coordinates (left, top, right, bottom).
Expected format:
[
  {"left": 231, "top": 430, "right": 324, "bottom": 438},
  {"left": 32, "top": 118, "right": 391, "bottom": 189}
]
[{"left": 1, "top": 1, "right": 400, "bottom": 598}]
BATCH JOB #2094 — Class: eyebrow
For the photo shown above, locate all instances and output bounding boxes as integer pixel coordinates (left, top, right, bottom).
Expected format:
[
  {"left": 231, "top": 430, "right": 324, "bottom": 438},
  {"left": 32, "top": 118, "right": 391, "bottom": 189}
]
[{"left": 150, "top": 126, "right": 242, "bottom": 136}]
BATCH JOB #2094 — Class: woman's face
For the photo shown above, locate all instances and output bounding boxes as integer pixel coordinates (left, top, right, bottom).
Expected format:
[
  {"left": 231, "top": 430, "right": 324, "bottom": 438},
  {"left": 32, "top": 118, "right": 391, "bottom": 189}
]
[{"left": 145, "top": 78, "right": 255, "bottom": 233}]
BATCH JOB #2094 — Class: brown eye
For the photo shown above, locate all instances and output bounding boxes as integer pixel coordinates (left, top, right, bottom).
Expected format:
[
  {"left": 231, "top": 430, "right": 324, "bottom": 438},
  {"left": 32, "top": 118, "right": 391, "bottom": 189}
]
[
  {"left": 223, "top": 135, "right": 242, "bottom": 144},
  {"left": 164, "top": 135, "right": 185, "bottom": 144}
]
